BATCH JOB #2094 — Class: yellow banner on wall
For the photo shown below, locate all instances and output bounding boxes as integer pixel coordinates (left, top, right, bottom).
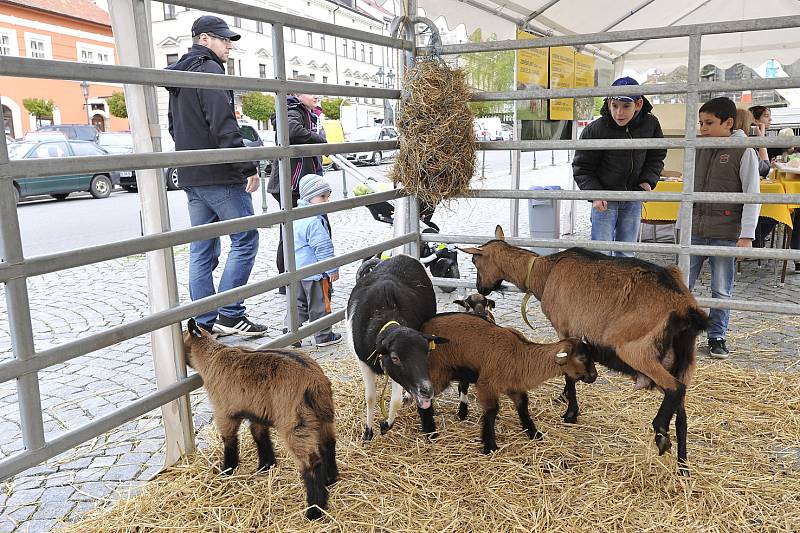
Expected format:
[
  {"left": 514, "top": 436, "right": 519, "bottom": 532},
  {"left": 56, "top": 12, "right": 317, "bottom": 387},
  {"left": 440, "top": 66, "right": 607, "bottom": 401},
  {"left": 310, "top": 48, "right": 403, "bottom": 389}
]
[
  {"left": 549, "top": 46, "right": 575, "bottom": 120},
  {"left": 515, "top": 28, "right": 549, "bottom": 121},
  {"left": 574, "top": 53, "right": 596, "bottom": 88}
]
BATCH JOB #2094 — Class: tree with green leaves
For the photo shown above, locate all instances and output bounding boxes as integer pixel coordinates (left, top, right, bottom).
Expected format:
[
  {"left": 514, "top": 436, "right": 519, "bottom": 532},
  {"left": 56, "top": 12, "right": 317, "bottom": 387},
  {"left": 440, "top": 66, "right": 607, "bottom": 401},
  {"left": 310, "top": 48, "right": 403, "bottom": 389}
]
[
  {"left": 461, "top": 29, "right": 514, "bottom": 117},
  {"left": 23, "top": 98, "right": 55, "bottom": 125},
  {"left": 320, "top": 98, "right": 346, "bottom": 120},
  {"left": 241, "top": 92, "right": 275, "bottom": 123},
  {"left": 107, "top": 91, "right": 128, "bottom": 119}
]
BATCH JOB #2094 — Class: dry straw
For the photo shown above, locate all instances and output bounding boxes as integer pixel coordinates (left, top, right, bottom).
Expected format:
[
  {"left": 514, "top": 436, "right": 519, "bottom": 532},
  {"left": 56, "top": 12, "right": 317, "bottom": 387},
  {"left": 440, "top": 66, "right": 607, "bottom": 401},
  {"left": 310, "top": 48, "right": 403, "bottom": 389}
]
[
  {"left": 390, "top": 59, "right": 477, "bottom": 206},
  {"left": 63, "top": 360, "right": 800, "bottom": 532}
]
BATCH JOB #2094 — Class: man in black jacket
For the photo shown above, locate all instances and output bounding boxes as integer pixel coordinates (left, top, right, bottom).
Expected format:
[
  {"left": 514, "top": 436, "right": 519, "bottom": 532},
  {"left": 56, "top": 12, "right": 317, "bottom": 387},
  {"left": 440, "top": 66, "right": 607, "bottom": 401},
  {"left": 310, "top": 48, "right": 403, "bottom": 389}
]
[
  {"left": 267, "top": 77, "right": 328, "bottom": 290},
  {"left": 166, "top": 15, "right": 266, "bottom": 337},
  {"left": 572, "top": 77, "right": 666, "bottom": 257}
]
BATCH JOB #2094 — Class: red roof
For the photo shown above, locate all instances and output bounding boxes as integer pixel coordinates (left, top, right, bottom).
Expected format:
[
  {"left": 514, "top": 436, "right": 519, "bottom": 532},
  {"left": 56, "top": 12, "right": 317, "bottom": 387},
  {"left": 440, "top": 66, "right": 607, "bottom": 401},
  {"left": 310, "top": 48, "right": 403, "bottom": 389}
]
[{"left": 3, "top": 0, "right": 111, "bottom": 27}]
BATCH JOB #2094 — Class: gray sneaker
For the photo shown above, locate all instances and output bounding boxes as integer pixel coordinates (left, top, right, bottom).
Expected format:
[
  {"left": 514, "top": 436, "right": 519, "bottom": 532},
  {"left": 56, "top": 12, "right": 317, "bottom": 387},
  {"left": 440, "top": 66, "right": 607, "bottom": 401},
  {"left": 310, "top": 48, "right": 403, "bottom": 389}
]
[
  {"left": 708, "top": 338, "right": 730, "bottom": 359},
  {"left": 315, "top": 333, "right": 342, "bottom": 347}
]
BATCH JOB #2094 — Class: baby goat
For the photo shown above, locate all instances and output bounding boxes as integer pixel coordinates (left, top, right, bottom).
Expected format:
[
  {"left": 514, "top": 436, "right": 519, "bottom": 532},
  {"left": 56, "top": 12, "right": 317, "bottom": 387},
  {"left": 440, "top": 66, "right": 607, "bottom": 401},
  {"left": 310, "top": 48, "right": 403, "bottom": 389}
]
[
  {"left": 183, "top": 319, "right": 337, "bottom": 520},
  {"left": 421, "top": 313, "right": 598, "bottom": 454},
  {"left": 453, "top": 293, "right": 496, "bottom": 323}
]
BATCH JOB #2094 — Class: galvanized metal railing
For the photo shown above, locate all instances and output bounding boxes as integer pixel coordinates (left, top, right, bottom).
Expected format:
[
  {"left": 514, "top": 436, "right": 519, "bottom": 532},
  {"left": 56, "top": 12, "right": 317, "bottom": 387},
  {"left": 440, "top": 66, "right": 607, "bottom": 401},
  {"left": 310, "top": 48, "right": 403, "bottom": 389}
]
[{"left": 1, "top": 0, "right": 799, "bottom": 484}]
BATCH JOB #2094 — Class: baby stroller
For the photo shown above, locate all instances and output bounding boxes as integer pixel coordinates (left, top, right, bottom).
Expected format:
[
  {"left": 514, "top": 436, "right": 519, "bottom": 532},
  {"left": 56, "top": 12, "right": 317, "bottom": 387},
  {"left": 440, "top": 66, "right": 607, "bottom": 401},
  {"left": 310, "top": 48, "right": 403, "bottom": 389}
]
[{"left": 351, "top": 177, "right": 460, "bottom": 293}]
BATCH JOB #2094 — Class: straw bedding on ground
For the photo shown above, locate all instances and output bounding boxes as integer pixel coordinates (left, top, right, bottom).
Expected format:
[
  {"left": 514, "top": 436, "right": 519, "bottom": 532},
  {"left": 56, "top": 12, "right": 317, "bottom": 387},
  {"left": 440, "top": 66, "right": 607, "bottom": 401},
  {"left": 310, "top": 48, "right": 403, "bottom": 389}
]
[{"left": 62, "top": 360, "right": 800, "bottom": 532}]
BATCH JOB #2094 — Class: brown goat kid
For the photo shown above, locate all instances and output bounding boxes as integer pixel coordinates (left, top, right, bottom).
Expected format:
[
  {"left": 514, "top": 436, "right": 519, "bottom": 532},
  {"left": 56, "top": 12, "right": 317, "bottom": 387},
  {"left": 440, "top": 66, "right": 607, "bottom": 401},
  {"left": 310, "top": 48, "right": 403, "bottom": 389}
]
[
  {"left": 461, "top": 226, "right": 708, "bottom": 472},
  {"left": 453, "top": 293, "right": 496, "bottom": 323},
  {"left": 421, "top": 313, "right": 598, "bottom": 454},
  {"left": 182, "top": 319, "right": 337, "bottom": 520}
]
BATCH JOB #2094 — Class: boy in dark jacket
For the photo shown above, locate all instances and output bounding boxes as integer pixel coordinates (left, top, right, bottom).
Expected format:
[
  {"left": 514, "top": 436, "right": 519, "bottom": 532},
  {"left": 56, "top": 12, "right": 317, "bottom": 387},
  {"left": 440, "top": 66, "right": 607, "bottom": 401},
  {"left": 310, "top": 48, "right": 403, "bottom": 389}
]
[
  {"left": 572, "top": 77, "right": 666, "bottom": 257},
  {"left": 268, "top": 76, "right": 328, "bottom": 288}
]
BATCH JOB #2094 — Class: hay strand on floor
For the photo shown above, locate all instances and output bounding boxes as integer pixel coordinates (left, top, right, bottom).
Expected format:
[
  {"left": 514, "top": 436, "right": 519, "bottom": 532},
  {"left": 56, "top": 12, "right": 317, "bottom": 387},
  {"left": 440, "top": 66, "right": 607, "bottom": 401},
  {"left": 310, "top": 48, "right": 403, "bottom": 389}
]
[
  {"left": 62, "top": 360, "right": 800, "bottom": 532},
  {"left": 390, "top": 59, "right": 477, "bottom": 206}
]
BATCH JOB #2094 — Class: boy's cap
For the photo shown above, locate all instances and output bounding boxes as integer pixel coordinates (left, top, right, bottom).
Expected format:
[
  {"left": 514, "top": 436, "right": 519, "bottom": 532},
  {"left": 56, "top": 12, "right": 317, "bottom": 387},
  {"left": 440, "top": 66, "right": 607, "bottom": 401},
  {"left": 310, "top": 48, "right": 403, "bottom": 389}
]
[
  {"left": 299, "top": 174, "right": 332, "bottom": 202},
  {"left": 191, "top": 16, "right": 241, "bottom": 41},
  {"left": 610, "top": 76, "right": 642, "bottom": 102}
]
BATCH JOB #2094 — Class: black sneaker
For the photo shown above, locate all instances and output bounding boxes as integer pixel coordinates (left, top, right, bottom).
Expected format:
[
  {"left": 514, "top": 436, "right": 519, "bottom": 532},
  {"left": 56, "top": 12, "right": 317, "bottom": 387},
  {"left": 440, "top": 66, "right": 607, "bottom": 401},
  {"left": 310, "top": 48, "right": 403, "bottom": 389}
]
[
  {"left": 316, "top": 333, "right": 342, "bottom": 347},
  {"left": 213, "top": 315, "right": 268, "bottom": 337},
  {"left": 282, "top": 328, "right": 301, "bottom": 348},
  {"left": 795, "top": 262, "right": 800, "bottom": 273},
  {"left": 708, "top": 338, "right": 730, "bottom": 359}
]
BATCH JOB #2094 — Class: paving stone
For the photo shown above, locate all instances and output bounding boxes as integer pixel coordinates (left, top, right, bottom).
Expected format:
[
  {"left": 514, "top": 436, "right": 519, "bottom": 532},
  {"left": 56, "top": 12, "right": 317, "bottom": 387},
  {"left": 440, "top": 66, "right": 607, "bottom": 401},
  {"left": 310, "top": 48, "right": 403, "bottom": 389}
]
[
  {"left": 88, "top": 455, "right": 117, "bottom": 469},
  {"left": 2, "top": 504, "right": 36, "bottom": 523},
  {"left": 70, "top": 481, "right": 114, "bottom": 502},
  {"left": 5, "top": 487, "right": 44, "bottom": 507},
  {"left": 102, "top": 464, "right": 142, "bottom": 482},
  {"left": 21, "top": 518, "right": 59, "bottom": 533},
  {"left": 39, "top": 485, "right": 75, "bottom": 502},
  {"left": 32, "top": 500, "right": 75, "bottom": 521}
]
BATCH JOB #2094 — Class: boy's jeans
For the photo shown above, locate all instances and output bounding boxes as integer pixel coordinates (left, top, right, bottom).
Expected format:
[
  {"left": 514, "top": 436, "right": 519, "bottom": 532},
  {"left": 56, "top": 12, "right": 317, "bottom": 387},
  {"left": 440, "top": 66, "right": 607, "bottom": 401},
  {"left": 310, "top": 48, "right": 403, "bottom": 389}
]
[
  {"left": 185, "top": 184, "right": 259, "bottom": 327},
  {"left": 687, "top": 237, "right": 737, "bottom": 340},
  {"left": 590, "top": 200, "right": 642, "bottom": 257}
]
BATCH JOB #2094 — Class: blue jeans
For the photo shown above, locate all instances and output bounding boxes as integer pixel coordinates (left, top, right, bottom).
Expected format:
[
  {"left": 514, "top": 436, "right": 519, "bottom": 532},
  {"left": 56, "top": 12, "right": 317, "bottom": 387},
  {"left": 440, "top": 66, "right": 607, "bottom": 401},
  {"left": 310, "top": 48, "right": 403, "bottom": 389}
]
[
  {"left": 590, "top": 200, "right": 643, "bottom": 257},
  {"left": 185, "top": 184, "right": 259, "bottom": 326},
  {"left": 687, "top": 237, "right": 736, "bottom": 340}
]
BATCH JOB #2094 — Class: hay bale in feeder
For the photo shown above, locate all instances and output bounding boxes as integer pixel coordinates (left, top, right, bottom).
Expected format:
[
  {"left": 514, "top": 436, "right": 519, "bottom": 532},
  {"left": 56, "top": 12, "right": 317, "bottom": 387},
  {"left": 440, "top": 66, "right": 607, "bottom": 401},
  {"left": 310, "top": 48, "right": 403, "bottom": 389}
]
[{"left": 390, "top": 59, "right": 477, "bottom": 206}]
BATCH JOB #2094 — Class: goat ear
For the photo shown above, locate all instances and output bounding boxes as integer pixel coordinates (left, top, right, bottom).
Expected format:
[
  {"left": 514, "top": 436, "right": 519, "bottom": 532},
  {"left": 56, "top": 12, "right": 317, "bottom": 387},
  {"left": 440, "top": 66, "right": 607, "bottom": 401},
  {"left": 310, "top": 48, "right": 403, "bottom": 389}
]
[
  {"left": 494, "top": 225, "right": 505, "bottom": 240},
  {"left": 486, "top": 298, "right": 496, "bottom": 309},
  {"left": 452, "top": 299, "right": 467, "bottom": 308},
  {"left": 424, "top": 334, "right": 449, "bottom": 345},
  {"left": 457, "top": 246, "right": 484, "bottom": 256},
  {"left": 187, "top": 318, "right": 203, "bottom": 338}
]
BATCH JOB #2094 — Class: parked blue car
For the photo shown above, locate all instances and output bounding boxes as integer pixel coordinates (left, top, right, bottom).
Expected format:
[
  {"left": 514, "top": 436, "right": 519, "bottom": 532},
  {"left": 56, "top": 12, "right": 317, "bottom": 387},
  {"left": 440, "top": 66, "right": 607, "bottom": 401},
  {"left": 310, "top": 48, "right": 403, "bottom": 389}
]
[{"left": 9, "top": 139, "right": 120, "bottom": 203}]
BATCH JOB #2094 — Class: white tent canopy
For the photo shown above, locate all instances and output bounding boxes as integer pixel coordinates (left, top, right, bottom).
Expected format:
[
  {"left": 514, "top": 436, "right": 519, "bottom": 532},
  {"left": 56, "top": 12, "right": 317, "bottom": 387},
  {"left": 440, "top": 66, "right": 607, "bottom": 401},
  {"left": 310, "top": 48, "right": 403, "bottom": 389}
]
[{"left": 416, "top": 0, "right": 800, "bottom": 72}]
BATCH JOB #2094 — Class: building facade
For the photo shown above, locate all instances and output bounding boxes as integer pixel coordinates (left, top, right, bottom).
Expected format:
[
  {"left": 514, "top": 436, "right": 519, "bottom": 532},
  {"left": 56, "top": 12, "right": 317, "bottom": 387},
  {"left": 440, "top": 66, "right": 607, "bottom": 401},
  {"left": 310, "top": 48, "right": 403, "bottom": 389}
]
[
  {"left": 0, "top": 0, "right": 128, "bottom": 138},
  {"left": 151, "top": 0, "right": 399, "bottom": 131}
]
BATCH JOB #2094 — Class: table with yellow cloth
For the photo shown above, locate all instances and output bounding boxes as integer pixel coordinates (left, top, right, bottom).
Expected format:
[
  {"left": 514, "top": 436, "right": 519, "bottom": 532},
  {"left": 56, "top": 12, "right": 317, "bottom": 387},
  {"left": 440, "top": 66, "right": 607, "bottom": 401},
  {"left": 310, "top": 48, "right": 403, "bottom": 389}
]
[{"left": 641, "top": 179, "right": 795, "bottom": 228}]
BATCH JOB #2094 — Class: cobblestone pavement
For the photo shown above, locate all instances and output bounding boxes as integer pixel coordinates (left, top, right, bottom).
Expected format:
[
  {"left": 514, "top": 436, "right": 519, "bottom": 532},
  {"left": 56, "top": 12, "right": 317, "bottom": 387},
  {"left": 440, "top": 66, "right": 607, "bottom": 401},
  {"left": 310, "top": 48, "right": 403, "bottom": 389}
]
[{"left": 1, "top": 161, "right": 799, "bottom": 532}]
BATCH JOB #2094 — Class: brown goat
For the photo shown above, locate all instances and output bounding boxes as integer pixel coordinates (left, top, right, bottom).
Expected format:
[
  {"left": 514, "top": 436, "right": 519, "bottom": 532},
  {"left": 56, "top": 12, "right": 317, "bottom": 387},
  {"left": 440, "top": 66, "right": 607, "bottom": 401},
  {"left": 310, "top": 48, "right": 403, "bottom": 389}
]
[
  {"left": 461, "top": 226, "right": 708, "bottom": 472},
  {"left": 182, "top": 319, "right": 337, "bottom": 520},
  {"left": 453, "top": 293, "right": 496, "bottom": 323},
  {"left": 420, "top": 313, "right": 598, "bottom": 454}
]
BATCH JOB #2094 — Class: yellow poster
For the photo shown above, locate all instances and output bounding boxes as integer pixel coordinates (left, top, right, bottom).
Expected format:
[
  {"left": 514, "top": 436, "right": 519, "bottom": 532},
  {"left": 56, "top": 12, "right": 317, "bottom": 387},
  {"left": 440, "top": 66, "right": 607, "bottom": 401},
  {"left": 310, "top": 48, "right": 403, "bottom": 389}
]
[
  {"left": 515, "top": 28, "right": 548, "bottom": 120},
  {"left": 574, "top": 53, "right": 595, "bottom": 88},
  {"left": 549, "top": 46, "right": 575, "bottom": 120}
]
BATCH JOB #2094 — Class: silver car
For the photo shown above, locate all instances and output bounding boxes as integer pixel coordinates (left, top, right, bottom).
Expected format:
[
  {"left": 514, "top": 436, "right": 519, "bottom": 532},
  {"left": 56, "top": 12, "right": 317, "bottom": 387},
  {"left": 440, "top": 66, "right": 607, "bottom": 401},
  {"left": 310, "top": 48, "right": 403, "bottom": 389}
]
[{"left": 345, "top": 126, "right": 399, "bottom": 165}]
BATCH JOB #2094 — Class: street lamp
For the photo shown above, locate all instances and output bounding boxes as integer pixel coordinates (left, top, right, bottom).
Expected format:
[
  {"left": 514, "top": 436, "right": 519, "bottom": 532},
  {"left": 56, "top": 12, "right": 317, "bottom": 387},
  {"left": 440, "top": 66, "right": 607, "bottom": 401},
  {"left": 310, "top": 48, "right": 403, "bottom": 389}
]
[
  {"left": 375, "top": 67, "right": 395, "bottom": 125},
  {"left": 80, "top": 81, "right": 91, "bottom": 125}
]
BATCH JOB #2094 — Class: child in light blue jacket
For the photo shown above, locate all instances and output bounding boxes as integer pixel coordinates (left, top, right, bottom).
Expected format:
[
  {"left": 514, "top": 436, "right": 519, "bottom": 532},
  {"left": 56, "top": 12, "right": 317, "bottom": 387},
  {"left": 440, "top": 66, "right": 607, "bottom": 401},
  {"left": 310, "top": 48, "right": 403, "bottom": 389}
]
[{"left": 285, "top": 174, "right": 342, "bottom": 347}]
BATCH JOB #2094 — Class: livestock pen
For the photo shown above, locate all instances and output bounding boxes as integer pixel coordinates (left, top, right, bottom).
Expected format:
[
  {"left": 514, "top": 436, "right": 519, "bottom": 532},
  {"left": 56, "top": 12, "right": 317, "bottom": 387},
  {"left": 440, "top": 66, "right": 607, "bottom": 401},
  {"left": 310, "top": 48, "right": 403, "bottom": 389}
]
[{"left": 1, "top": 0, "right": 799, "bottom": 530}]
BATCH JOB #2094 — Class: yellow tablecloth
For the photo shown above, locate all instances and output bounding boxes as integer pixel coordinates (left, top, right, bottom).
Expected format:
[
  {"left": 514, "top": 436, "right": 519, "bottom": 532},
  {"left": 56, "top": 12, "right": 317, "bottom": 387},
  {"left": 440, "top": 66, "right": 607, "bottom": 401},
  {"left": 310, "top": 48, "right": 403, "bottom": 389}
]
[
  {"left": 774, "top": 170, "right": 800, "bottom": 210},
  {"left": 640, "top": 179, "right": 794, "bottom": 228}
]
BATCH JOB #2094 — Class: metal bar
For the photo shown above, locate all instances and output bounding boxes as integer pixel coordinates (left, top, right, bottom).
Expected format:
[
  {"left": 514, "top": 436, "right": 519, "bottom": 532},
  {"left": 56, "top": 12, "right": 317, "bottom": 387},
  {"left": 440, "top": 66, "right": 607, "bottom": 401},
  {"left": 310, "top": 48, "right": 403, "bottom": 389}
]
[
  {"left": 420, "top": 232, "right": 800, "bottom": 260},
  {"left": 599, "top": 0, "right": 657, "bottom": 32},
  {"left": 422, "top": 15, "right": 800, "bottom": 54},
  {"left": 167, "top": 0, "right": 412, "bottom": 49},
  {"left": 0, "top": 374, "right": 202, "bottom": 481},
  {"left": 472, "top": 137, "right": 799, "bottom": 150},
  {"left": 471, "top": 77, "right": 800, "bottom": 101},
  {"left": 0, "top": 125, "right": 7, "bottom": 164},
  {"left": 0, "top": 180, "right": 46, "bottom": 451},
  {"left": 404, "top": 0, "right": 419, "bottom": 259},
  {"left": 257, "top": 309, "right": 345, "bottom": 350},
  {"left": 272, "top": 23, "right": 299, "bottom": 333},
  {"left": 679, "top": 33, "right": 702, "bottom": 280},
  {"left": 0, "top": 189, "right": 403, "bottom": 283},
  {"left": 0, "top": 233, "right": 415, "bottom": 384},
  {"left": 524, "top": 0, "right": 563, "bottom": 22},
  {"left": 2, "top": 141, "right": 398, "bottom": 179},
  {"left": 427, "top": 276, "right": 800, "bottom": 316},
  {"left": 459, "top": 188, "right": 800, "bottom": 204},
  {"left": 618, "top": 0, "right": 714, "bottom": 59},
  {"left": 0, "top": 56, "right": 401, "bottom": 99}
]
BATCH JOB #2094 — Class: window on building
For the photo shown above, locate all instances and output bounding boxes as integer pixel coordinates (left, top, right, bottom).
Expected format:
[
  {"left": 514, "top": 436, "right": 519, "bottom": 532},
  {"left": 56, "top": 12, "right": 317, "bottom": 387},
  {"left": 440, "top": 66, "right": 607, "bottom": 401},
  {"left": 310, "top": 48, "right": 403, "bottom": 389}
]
[
  {"left": 309, "top": 73, "right": 315, "bottom": 81},
  {"left": 28, "top": 38, "right": 47, "bottom": 59},
  {"left": 290, "top": 28, "right": 296, "bottom": 43},
  {"left": 320, "top": 35, "right": 325, "bottom": 51},
  {"left": 0, "top": 32, "right": 14, "bottom": 56},
  {"left": 166, "top": 53, "right": 179, "bottom": 66},
  {"left": 259, "top": 64, "right": 267, "bottom": 78},
  {"left": 361, "top": 44, "right": 365, "bottom": 62},
  {"left": 233, "top": 16, "right": 241, "bottom": 28},
  {"left": 322, "top": 76, "right": 328, "bottom": 84},
  {"left": 342, "top": 39, "right": 347, "bottom": 56},
  {"left": 345, "top": 81, "right": 350, "bottom": 86},
  {"left": 78, "top": 44, "right": 113, "bottom": 65},
  {"left": 163, "top": 4, "right": 176, "bottom": 20},
  {"left": 351, "top": 42, "right": 356, "bottom": 58},
  {"left": 227, "top": 58, "right": 235, "bottom": 76},
  {"left": 257, "top": 21, "right": 264, "bottom": 34},
  {"left": 307, "top": 32, "right": 313, "bottom": 47},
  {"left": 369, "top": 46, "right": 373, "bottom": 64},
  {"left": 292, "top": 69, "right": 299, "bottom": 78}
]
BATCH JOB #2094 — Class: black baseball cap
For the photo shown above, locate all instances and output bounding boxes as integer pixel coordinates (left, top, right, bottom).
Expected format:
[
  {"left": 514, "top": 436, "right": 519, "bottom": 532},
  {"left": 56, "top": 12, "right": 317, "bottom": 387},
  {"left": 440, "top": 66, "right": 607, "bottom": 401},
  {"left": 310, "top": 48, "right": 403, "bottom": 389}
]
[{"left": 191, "top": 16, "right": 241, "bottom": 41}]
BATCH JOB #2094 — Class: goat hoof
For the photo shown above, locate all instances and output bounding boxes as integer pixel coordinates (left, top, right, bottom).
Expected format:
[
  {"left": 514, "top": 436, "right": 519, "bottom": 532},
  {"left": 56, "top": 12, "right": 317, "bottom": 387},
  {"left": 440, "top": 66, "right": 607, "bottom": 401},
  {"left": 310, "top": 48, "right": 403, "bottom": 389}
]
[
  {"left": 306, "top": 506, "right": 324, "bottom": 521},
  {"left": 458, "top": 403, "right": 468, "bottom": 421},
  {"left": 379, "top": 420, "right": 393, "bottom": 435},
  {"left": 530, "top": 430, "right": 544, "bottom": 441},
  {"left": 482, "top": 444, "right": 498, "bottom": 455},
  {"left": 562, "top": 411, "right": 578, "bottom": 424},
  {"left": 255, "top": 462, "right": 276, "bottom": 474},
  {"left": 425, "top": 431, "right": 439, "bottom": 441},
  {"left": 362, "top": 426, "right": 374, "bottom": 442},
  {"left": 655, "top": 432, "right": 672, "bottom": 455},
  {"left": 677, "top": 463, "right": 690, "bottom": 477}
]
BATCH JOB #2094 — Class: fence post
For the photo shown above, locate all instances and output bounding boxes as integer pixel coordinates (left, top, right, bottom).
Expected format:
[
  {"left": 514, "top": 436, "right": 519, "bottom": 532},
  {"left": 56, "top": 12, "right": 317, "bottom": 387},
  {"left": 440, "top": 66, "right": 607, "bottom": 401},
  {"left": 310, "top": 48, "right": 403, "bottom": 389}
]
[
  {"left": 0, "top": 136, "right": 46, "bottom": 455},
  {"left": 272, "top": 23, "right": 300, "bottom": 333},
  {"left": 399, "top": 0, "right": 420, "bottom": 258},
  {"left": 108, "top": 0, "right": 195, "bottom": 467},
  {"left": 679, "top": 32, "right": 702, "bottom": 282}
]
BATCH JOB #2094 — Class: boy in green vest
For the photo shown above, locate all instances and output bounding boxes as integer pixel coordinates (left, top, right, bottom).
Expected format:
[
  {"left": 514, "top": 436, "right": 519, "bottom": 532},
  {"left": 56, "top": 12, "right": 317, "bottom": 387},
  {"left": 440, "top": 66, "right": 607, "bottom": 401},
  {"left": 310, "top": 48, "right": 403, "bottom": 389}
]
[{"left": 689, "top": 97, "right": 760, "bottom": 358}]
